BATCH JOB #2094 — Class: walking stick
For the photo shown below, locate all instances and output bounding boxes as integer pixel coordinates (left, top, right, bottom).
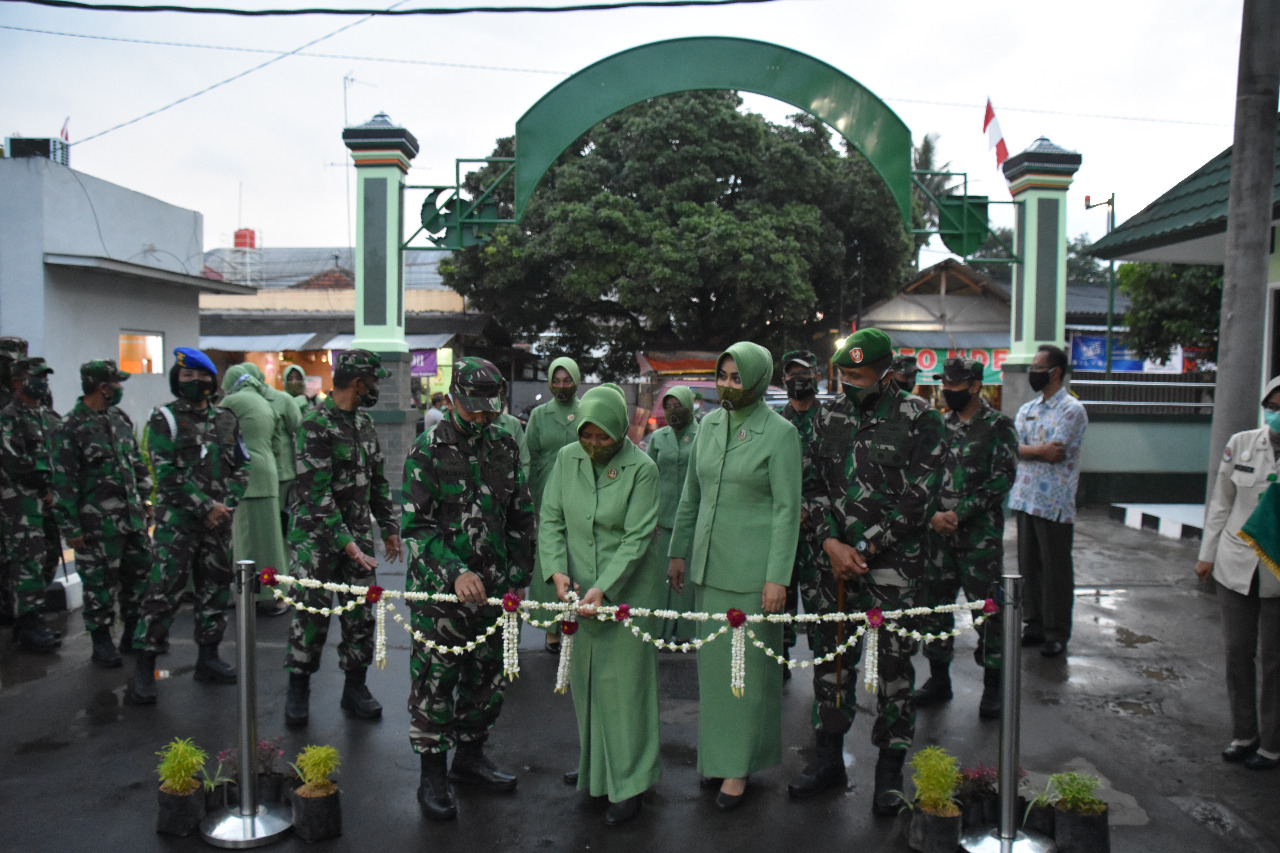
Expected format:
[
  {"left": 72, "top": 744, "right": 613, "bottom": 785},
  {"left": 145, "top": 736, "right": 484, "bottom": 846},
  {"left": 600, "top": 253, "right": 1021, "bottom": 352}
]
[{"left": 834, "top": 577, "right": 845, "bottom": 707}]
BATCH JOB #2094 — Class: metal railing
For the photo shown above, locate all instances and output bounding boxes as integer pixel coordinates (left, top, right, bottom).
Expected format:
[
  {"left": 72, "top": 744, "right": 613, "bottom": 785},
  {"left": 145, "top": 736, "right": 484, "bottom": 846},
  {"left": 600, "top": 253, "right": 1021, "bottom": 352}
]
[{"left": 1069, "top": 371, "right": 1215, "bottom": 416}]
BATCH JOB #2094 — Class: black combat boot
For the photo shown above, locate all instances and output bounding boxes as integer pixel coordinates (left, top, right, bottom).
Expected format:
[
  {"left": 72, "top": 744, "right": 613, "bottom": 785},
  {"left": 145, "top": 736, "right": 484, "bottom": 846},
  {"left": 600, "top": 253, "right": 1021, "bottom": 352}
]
[
  {"left": 340, "top": 668, "right": 382, "bottom": 719},
  {"left": 417, "top": 752, "right": 457, "bottom": 820},
  {"left": 914, "top": 658, "right": 953, "bottom": 707},
  {"left": 449, "top": 739, "right": 517, "bottom": 792},
  {"left": 871, "top": 748, "right": 907, "bottom": 816},
  {"left": 787, "top": 732, "right": 848, "bottom": 798},
  {"left": 13, "top": 611, "right": 61, "bottom": 653},
  {"left": 125, "top": 651, "right": 158, "bottom": 705},
  {"left": 978, "top": 667, "right": 1003, "bottom": 720},
  {"left": 90, "top": 627, "right": 122, "bottom": 668},
  {"left": 285, "top": 672, "right": 310, "bottom": 728},
  {"left": 118, "top": 619, "right": 139, "bottom": 655},
  {"left": 194, "top": 643, "right": 237, "bottom": 684}
]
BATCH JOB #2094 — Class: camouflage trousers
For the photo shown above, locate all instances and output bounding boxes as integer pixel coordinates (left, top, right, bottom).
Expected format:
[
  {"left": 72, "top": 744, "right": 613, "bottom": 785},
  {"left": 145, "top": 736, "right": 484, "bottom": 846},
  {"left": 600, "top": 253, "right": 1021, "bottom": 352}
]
[
  {"left": 407, "top": 602, "right": 507, "bottom": 754},
  {"left": 77, "top": 529, "right": 152, "bottom": 633},
  {"left": 920, "top": 540, "right": 1004, "bottom": 669},
  {"left": 6, "top": 499, "right": 60, "bottom": 616},
  {"left": 284, "top": 539, "right": 375, "bottom": 674},
  {"left": 807, "top": 570, "right": 920, "bottom": 750},
  {"left": 785, "top": 536, "right": 818, "bottom": 651},
  {"left": 134, "top": 517, "right": 233, "bottom": 651}
]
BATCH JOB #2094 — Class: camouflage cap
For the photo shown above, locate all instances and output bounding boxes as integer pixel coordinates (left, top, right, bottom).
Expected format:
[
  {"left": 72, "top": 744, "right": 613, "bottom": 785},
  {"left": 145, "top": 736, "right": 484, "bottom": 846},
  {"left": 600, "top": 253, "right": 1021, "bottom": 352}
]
[
  {"left": 936, "top": 356, "right": 984, "bottom": 384},
  {"left": 81, "top": 359, "right": 130, "bottom": 385},
  {"left": 891, "top": 353, "right": 920, "bottom": 377},
  {"left": 13, "top": 356, "right": 54, "bottom": 378},
  {"left": 833, "top": 328, "right": 893, "bottom": 369},
  {"left": 335, "top": 349, "right": 390, "bottom": 380},
  {"left": 450, "top": 356, "right": 504, "bottom": 413},
  {"left": 0, "top": 336, "right": 28, "bottom": 361},
  {"left": 782, "top": 349, "right": 818, "bottom": 370}
]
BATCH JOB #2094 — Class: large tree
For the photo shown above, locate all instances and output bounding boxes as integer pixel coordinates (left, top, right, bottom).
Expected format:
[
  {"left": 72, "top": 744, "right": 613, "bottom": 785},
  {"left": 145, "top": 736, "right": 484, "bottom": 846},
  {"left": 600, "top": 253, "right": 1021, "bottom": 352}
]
[
  {"left": 1117, "top": 262, "right": 1223, "bottom": 366},
  {"left": 439, "top": 91, "right": 913, "bottom": 377}
]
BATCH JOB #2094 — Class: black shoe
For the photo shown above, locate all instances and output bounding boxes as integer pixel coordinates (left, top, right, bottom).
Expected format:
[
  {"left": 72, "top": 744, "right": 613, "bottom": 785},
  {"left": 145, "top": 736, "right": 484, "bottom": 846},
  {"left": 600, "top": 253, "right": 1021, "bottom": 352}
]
[
  {"left": 1021, "top": 629, "right": 1045, "bottom": 647},
  {"left": 340, "top": 668, "right": 383, "bottom": 719},
  {"left": 715, "top": 787, "right": 746, "bottom": 811},
  {"left": 118, "top": 620, "right": 139, "bottom": 656},
  {"left": 1244, "top": 752, "right": 1280, "bottom": 771},
  {"left": 563, "top": 770, "right": 580, "bottom": 785},
  {"left": 914, "top": 660, "right": 953, "bottom": 707},
  {"left": 257, "top": 601, "right": 290, "bottom": 618},
  {"left": 1223, "top": 740, "right": 1258, "bottom": 762},
  {"left": 90, "top": 627, "right": 123, "bottom": 668},
  {"left": 872, "top": 749, "right": 906, "bottom": 816},
  {"left": 788, "top": 733, "right": 848, "bottom": 799},
  {"left": 194, "top": 643, "right": 237, "bottom": 683},
  {"left": 1040, "top": 640, "right": 1066, "bottom": 658},
  {"left": 13, "top": 612, "right": 60, "bottom": 653},
  {"left": 545, "top": 634, "right": 561, "bottom": 654},
  {"left": 285, "top": 672, "right": 310, "bottom": 728},
  {"left": 978, "top": 668, "right": 1003, "bottom": 720},
  {"left": 449, "top": 741, "right": 517, "bottom": 792},
  {"left": 604, "top": 795, "right": 642, "bottom": 826},
  {"left": 124, "top": 652, "right": 158, "bottom": 705},
  {"left": 417, "top": 752, "right": 457, "bottom": 820},
  {"left": 699, "top": 776, "right": 724, "bottom": 790}
]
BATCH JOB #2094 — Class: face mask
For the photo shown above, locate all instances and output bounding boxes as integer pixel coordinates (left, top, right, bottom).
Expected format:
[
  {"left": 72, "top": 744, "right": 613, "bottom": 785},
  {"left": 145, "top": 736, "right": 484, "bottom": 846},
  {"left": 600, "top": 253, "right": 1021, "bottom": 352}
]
[
  {"left": 358, "top": 381, "right": 380, "bottom": 408},
  {"left": 451, "top": 408, "right": 492, "bottom": 436},
  {"left": 179, "top": 379, "right": 215, "bottom": 403},
  {"left": 22, "top": 378, "right": 48, "bottom": 399},
  {"left": 718, "top": 385, "right": 754, "bottom": 411},
  {"left": 580, "top": 437, "right": 621, "bottom": 465},
  {"left": 665, "top": 405, "right": 692, "bottom": 430},
  {"left": 785, "top": 375, "right": 816, "bottom": 399},
  {"left": 1265, "top": 410, "right": 1280, "bottom": 433},
  {"left": 1028, "top": 369, "right": 1054, "bottom": 393},
  {"left": 942, "top": 388, "right": 972, "bottom": 412},
  {"left": 285, "top": 380, "right": 306, "bottom": 397},
  {"left": 103, "top": 385, "right": 124, "bottom": 407},
  {"left": 553, "top": 385, "right": 576, "bottom": 404},
  {"left": 841, "top": 373, "right": 885, "bottom": 408}
]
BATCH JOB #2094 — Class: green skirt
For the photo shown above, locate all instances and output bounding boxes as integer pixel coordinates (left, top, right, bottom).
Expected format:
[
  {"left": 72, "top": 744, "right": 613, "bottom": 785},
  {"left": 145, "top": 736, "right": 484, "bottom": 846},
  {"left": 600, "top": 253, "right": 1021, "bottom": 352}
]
[{"left": 694, "top": 584, "right": 783, "bottom": 778}]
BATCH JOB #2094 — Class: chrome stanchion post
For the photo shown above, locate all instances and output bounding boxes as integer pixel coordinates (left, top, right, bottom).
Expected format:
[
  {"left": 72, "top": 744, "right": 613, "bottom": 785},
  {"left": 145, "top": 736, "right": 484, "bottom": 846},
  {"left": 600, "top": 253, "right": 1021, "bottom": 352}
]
[
  {"left": 961, "top": 573, "right": 1054, "bottom": 853},
  {"left": 201, "top": 560, "right": 291, "bottom": 848}
]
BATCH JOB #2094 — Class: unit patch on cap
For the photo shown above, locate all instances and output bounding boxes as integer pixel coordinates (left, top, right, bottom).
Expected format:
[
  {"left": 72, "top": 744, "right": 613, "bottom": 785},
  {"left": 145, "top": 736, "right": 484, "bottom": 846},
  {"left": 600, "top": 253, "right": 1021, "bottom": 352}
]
[{"left": 850, "top": 348, "right": 863, "bottom": 364}]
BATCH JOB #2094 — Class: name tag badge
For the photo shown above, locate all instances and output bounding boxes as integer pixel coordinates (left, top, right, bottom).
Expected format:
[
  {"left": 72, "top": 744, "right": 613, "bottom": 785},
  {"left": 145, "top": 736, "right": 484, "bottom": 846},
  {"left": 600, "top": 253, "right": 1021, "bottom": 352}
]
[{"left": 1235, "top": 464, "right": 1255, "bottom": 474}]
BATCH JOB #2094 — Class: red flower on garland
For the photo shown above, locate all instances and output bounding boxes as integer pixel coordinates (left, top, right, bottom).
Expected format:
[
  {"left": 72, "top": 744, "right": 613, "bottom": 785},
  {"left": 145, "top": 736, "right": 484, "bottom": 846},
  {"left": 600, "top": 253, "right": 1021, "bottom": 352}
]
[
  {"left": 983, "top": 598, "right": 999, "bottom": 614},
  {"left": 502, "top": 592, "right": 521, "bottom": 613},
  {"left": 866, "top": 608, "right": 884, "bottom": 628},
  {"left": 365, "top": 584, "right": 385, "bottom": 604},
  {"left": 560, "top": 620, "right": 579, "bottom": 636},
  {"left": 726, "top": 608, "right": 746, "bottom": 628},
  {"left": 260, "top": 567, "right": 279, "bottom": 587},
  {"left": 615, "top": 603, "right": 631, "bottom": 621}
]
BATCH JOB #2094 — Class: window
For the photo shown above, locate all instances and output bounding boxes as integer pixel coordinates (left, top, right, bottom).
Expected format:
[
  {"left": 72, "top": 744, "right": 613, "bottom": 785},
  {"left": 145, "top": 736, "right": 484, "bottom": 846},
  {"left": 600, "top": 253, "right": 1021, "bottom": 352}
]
[{"left": 119, "top": 333, "right": 164, "bottom": 374}]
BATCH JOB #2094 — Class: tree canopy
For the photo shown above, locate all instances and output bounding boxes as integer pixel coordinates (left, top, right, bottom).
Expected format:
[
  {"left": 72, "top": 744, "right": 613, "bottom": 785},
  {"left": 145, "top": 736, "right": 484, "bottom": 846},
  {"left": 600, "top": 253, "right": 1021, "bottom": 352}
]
[
  {"left": 1117, "top": 262, "right": 1223, "bottom": 366},
  {"left": 439, "top": 90, "right": 913, "bottom": 377}
]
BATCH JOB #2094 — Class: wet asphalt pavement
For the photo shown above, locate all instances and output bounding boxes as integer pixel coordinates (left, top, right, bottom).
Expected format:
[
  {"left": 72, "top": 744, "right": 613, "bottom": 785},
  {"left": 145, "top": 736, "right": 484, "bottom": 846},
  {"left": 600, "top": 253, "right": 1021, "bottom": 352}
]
[{"left": 1, "top": 506, "right": 1277, "bottom": 852}]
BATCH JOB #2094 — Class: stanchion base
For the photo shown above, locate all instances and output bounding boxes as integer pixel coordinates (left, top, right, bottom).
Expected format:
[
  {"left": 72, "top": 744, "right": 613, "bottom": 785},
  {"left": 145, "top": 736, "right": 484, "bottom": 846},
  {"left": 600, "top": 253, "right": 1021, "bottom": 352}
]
[
  {"left": 960, "top": 827, "right": 1055, "bottom": 853},
  {"left": 200, "top": 802, "right": 292, "bottom": 848}
]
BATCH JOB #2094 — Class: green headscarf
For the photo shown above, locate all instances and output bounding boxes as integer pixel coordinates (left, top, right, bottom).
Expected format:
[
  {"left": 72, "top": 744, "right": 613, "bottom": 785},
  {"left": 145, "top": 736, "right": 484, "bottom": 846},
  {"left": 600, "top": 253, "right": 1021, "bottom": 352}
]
[
  {"left": 717, "top": 341, "right": 773, "bottom": 414},
  {"left": 548, "top": 356, "right": 581, "bottom": 406},
  {"left": 662, "top": 384, "right": 695, "bottom": 431},
  {"left": 222, "top": 362, "right": 265, "bottom": 395},
  {"left": 578, "top": 386, "right": 628, "bottom": 465}
]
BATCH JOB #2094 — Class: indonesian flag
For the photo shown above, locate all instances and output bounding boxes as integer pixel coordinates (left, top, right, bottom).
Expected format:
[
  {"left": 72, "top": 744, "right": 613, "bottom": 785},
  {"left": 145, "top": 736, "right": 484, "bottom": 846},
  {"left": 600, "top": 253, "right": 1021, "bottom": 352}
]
[
  {"left": 983, "top": 99, "right": 1008, "bottom": 169},
  {"left": 59, "top": 118, "right": 69, "bottom": 142}
]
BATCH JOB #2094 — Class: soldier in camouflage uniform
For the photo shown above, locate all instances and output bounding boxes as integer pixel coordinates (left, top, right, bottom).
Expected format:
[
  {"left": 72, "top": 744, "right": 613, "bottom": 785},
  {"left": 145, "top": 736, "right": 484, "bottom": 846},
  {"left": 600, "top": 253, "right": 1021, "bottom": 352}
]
[
  {"left": 789, "top": 329, "right": 946, "bottom": 814},
  {"left": 0, "top": 336, "right": 28, "bottom": 626},
  {"left": 914, "top": 358, "right": 1017, "bottom": 719},
  {"left": 779, "top": 350, "right": 824, "bottom": 670},
  {"left": 126, "top": 347, "right": 249, "bottom": 705},
  {"left": 283, "top": 349, "right": 401, "bottom": 727},
  {"left": 888, "top": 353, "right": 922, "bottom": 398},
  {"left": 52, "top": 360, "right": 154, "bottom": 668},
  {"left": 401, "top": 357, "right": 534, "bottom": 820},
  {"left": 1, "top": 357, "right": 62, "bottom": 653}
]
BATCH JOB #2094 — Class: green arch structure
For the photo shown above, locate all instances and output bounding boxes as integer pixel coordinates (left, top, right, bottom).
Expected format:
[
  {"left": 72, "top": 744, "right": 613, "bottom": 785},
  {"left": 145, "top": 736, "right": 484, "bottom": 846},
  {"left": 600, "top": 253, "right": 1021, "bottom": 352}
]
[{"left": 513, "top": 36, "right": 914, "bottom": 225}]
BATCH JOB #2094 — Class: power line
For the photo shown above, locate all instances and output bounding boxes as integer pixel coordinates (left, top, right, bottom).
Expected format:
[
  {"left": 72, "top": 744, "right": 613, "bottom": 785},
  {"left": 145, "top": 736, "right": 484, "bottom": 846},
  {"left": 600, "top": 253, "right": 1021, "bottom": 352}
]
[{"left": 9, "top": 0, "right": 785, "bottom": 15}]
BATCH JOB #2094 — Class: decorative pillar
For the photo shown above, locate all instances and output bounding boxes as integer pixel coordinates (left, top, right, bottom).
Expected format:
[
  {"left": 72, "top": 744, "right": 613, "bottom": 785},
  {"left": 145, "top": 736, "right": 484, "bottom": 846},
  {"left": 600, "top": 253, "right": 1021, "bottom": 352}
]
[
  {"left": 1000, "top": 137, "right": 1082, "bottom": 417},
  {"left": 342, "top": 113, "right": 420, "bottom": 493}
]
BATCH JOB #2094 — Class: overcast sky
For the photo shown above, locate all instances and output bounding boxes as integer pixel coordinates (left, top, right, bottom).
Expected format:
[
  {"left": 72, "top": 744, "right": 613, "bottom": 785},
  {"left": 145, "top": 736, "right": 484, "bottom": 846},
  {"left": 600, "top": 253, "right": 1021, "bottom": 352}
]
[{"left": 1, "top": 0, "right": 1244, "bottom": 265}]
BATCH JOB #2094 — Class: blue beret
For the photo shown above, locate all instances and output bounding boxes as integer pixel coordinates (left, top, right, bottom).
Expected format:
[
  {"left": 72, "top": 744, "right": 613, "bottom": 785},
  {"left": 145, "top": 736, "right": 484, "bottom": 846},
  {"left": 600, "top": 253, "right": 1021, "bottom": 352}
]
[{"left": 174, "top": 347, "right": 217, "bottom": 376}]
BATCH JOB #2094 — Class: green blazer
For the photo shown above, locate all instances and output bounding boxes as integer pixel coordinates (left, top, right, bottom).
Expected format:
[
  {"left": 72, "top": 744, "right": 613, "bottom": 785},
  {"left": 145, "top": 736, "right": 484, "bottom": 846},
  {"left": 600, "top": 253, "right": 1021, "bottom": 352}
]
[
  {"left": 669, "top": 402, "right": 801, "bottom": 593},
  {"left": 525, "top": 398, "right": 581, "bottom": 510},
  {"left": 646, "top": 422, "right": 697, "bottom": 533},
  {"left": 539, "top": 439, "right": 659, "bottom": 604}
]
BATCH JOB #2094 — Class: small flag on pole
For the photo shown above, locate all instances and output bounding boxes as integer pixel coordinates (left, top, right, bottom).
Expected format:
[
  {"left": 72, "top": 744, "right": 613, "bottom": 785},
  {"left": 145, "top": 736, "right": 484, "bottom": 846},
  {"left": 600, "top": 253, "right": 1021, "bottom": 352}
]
[
  {"left": 60, "top": 118, "right": 69, "bottom": 142},
  {"left": 983, "top": 99, "right": 1008, "bottom": 169}
]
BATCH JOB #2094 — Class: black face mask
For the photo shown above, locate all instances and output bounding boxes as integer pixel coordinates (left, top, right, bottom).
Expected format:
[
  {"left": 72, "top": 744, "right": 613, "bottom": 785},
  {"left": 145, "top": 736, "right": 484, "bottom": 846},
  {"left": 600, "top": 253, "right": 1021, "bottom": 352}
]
[
  {"left": 359, "top": 380, "right": 380, "bottom": 408},
  {"left": 553, "top": 385, "right": 576, "bottom": 404},
  {"left": 665, "top": 405, "right": 692, "bottom": 430},
  {"left": 1028, "top": 369, "right": 1054, "bottom": 393},
  {"left": 284, "top": 379, "right": 306, "bottom": 397},
  {"left": 22, "top": 377, "right": 48, "bottom": 399},
  {"left": 785, "top": 375, "right": 816, "bottom": 399},
  {"left": 178, "top": 379, "right": 216, "bottom": 403},
  {"left": 942, "top": 388, "right": 972, "bottom": 412}
]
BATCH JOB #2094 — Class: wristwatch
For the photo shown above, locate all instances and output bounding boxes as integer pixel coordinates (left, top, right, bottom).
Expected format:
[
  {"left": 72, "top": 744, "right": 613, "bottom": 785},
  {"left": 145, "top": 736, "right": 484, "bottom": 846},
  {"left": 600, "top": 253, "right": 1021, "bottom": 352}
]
[{"left": 855, "top": 539, "right": 871, "bottom": 556}]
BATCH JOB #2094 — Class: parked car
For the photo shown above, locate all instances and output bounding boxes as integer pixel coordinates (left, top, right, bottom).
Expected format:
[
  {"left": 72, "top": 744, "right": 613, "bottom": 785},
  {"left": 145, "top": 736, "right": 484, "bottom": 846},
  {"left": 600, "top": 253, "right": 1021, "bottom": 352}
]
[{"left": 647, "top": 378, "right": 786, "bottom": 431}]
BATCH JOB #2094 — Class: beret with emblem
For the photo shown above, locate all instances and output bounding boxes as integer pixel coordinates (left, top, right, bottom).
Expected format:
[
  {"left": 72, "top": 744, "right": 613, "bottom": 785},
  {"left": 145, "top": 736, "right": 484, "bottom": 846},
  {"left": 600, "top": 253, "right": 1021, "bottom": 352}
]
[{"left": 833, "top": 328, "right": 892, "bottom": 369}]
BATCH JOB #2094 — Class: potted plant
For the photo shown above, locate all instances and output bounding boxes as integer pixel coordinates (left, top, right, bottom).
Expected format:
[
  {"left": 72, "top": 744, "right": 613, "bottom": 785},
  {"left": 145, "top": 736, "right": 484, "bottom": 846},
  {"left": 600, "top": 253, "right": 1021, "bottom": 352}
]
[
  {"left": 257, "top": 736, "right": 287, "bottom": 804},
  {"left": 956, "top": 762, "right": 999, "bottom": 829},
  {"left": 1049, "top": 771, "right": 1109, "bottom": 853},
  {"left": 1022, "top": 779, "right": 1056, "bottom": 838},
  {"left": 155, "top": 737, "right": 207, "bottom": 836},
  {"left": 906, "top": 746, "right": 962, "bottom": 853},
  {"left": 289, "top": 744, "right": 342, "bottom": 842},
  {"left": 202, "top": 750, "right": 237, "bottom": 811}
]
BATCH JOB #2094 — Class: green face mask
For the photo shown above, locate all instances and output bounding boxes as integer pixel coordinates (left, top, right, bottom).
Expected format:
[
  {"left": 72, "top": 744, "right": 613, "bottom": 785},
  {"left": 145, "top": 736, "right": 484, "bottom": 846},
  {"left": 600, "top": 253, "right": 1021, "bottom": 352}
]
[
  {"left": 580, "top": 437, "right": 622, "bottom": 465},
  {"left": 104, "top": 385, "right": 124, "bottom": 407},
  {"left": 179, "top": 379, "right": 214, "bottom": 403},
  {"left": 553, "top": 385, "right": 577, "bottom": 404},
  {"left": 285, "top": 379, "right": 306, "bottom": 397},
  {"left": 842, "top": 374, "right": 885, "bottom": 408},
  {"left": 718, "top": 385, "right": 754, "bottom": 411}
]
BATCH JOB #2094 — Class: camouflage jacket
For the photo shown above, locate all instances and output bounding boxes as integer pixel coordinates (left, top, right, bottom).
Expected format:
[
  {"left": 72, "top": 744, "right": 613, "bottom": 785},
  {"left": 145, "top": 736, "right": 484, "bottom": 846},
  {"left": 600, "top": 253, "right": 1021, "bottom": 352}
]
[
  {"left": 804, "top": 386, "right": 946, "bottom": 585},
  {"left": 52, "top": 399, "right": 152, "bottom": 540},
  {"left": 291, "top": 395, "right": 397, "bottom": 555},
  {"left": 782, "top": 401, "right": 822, "bottom": 536},
  {"left": 401, "top": 415, "right": 534, "bottom": 598},
  {"left": 936, "top": 400, "right": 1018, "bottom": 552},
  {"left": 0, "top": 401, "right": 57, "bottom": 503},
  {"left": 146, "top": 398, "right": 248, "bottom": 521}
]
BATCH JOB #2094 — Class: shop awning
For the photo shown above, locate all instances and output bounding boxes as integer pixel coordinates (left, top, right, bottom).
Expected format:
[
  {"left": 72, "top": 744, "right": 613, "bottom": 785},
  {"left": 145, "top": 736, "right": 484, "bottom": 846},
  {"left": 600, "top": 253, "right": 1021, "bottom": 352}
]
[
  {"left": 889, "top": 331, "right": 1010, "bottom": 349},
  {"left": 200, "top": 333, "right": 317, "bottom": 352}
]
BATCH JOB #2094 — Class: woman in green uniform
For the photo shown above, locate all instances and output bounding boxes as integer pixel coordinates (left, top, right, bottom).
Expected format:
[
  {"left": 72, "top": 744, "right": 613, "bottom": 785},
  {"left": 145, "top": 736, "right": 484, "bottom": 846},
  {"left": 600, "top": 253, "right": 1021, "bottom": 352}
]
[
  {"left": 220, "top": 364, "right": 288, "bottom": 581},
  {"left": 646, "top": 385, "right": 699, "bottom": 640},
  {"left": 541, "top": 387, "right": 661, "bottom": 826},
  {"left": 668, "top": 342, "right": 801, "bottom": 810},
  {"left": 525, "top": 356, "right": 582, "bottom": 651}
]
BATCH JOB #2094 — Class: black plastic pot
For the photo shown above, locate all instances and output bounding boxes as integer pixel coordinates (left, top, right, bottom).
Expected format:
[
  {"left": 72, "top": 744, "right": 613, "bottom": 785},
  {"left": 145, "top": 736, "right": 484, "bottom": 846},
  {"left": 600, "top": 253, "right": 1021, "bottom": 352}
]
[
  {"left": 290, "top": 787, "right": 342, "bottom": 843},
  {"left": 205, "top": 781, "right": 239, "bottom": 812},
  {"left": 156, "top": 788, "right": 205, "bottom": 837},
  {"left": 1023, "top": 802, "right": 1055, "bottom": 838},
  {"left": 959, "top": 795, "right": 999, "bottom": 829},
  {"left": 259, "top": 772, "right": 286, "bottom": 805},
  {"left": 1055, "top": 805, "right": 1109, "bottom": 853},
  {"left": 908, "top": 809, "right": 962, "bottom": 853}
]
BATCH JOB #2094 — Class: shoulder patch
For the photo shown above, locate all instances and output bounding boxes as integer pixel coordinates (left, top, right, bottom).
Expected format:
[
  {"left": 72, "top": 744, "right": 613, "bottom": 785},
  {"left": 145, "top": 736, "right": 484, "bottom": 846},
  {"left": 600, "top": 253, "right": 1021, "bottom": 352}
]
[{"left": 1224, "top": 446, "right": 1233, "bottom": 462}]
